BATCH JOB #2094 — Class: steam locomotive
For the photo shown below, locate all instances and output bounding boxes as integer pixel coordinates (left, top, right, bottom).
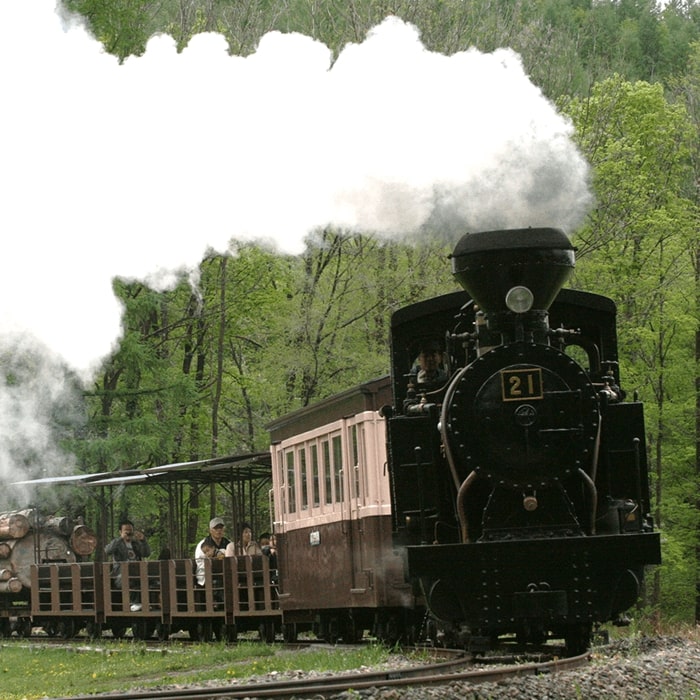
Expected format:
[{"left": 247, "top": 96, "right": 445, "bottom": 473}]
[
  {"left": 383, "top": 227, "right": 661, "bottom": 654},
  {"left": 269, "top": 226, "right": 660, "bottom": 655}
]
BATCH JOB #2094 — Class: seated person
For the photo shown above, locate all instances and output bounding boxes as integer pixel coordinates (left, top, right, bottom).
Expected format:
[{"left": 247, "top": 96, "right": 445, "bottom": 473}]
[
  {"left": 261, "top": 533, "right": 278, "bottom": 584},
  {"left": 104, "top": 518, "right": 150, "bottom": 612},
  {"left": 413, "top": 342, "right": 448, "bottom": 387},
  {"left": 194, "top": 535, "right": 224, "bottom": 587},
  {"left": 225, "top": 522, "right": 262, "bottom": 557}
]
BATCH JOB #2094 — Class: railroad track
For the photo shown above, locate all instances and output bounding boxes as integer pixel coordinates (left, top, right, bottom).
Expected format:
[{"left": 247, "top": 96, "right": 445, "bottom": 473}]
[{"left": 44, "top": 647, "right": 590, "bottom": 700}]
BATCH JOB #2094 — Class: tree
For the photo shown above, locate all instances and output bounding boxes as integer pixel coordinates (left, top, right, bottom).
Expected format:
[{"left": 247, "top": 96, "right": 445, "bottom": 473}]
[
  {"left": 668, "top": 41, "right": 700, "bottom": 623},
  {"left": 564, "top": 75, "right": 699, "bottom": 620},
  {"left": 64, "top": 0, "right": 162, "bottom": 59},
  {"left": 273, "top": 229, "right": 454, "bottom": 408}
]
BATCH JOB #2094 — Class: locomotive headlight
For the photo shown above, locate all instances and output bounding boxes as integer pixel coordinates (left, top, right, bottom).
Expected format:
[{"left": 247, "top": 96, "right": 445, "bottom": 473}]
[{"left": 505, "top": 285, "right": 534, "bottom": 313}]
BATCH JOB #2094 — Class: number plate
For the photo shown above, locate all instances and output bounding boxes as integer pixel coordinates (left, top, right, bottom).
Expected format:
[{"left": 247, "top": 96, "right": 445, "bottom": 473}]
[{"left": 501, "top": 367, "right": 544, "bottom": 401}]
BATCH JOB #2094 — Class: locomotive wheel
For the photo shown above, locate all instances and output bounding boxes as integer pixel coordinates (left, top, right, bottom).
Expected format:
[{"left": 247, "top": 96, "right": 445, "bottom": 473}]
[
  {"left": 564, "top": 622, "right": 592, "bottom": 656},
  {"left": 0, "top": 618, "right": 10, "bottom": 638},
  {"left": 422, "top": 617, "right": 439, "bottom": 647}
]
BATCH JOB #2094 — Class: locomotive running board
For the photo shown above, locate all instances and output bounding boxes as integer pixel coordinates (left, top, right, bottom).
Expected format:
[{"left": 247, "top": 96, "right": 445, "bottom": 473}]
[{"left": 405, "top": 532, "right": 662, "bottom": 577}]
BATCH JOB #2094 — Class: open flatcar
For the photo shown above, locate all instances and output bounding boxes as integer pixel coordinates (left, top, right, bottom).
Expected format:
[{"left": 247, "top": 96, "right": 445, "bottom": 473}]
[{"left": 10, "top": 454, "right": 280, "bottom": 641}]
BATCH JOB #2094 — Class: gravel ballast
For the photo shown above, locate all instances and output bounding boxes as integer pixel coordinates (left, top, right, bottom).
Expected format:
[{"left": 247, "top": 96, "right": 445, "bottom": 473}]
[{"left": 328, "top": 636, "right": 700, "bottom": 700}]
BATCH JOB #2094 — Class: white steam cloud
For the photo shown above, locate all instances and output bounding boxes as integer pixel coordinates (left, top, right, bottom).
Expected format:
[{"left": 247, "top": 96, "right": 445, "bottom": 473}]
[{"left": 0, "top": 1, "right": 592, "bottom": 491}]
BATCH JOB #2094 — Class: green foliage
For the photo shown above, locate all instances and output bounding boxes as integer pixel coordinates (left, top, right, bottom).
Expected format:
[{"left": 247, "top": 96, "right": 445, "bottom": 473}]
[
  {"left": 64, "top": 0, "right": 161, "bottom": 60},
  {"left": 270, "top": 230, "right": 454, "bottom": 408},
  {"left": 64, "top": 0, "right": 700, "bottom": 96},
  {"left": 563, "top": 75, "right": 699, "bottom": 619}
]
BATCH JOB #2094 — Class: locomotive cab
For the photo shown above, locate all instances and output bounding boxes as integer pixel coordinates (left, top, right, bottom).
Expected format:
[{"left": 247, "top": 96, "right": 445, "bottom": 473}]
[{"left": 387, "top": 227, "right": 661, "bottom": 655}]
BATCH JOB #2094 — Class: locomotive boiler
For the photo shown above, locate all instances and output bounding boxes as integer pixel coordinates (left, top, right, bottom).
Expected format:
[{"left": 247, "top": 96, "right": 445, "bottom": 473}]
[{"left": 385, "top": 227, "right": 661, "bottom": 654}]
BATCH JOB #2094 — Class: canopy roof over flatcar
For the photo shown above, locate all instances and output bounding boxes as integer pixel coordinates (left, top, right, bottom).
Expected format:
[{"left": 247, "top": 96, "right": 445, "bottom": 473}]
[{"left": 12, "top": 452, "right": 272, "bottom": 559}]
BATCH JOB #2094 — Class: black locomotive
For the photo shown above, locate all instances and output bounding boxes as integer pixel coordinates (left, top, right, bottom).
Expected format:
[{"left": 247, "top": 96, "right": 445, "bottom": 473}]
[{"left": 385, "top": 227, "right": 661, "bottom": 654}]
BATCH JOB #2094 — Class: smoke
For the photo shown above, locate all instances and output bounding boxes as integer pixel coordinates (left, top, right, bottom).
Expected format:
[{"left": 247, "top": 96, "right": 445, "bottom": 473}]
[
  {"left": 0, "top": 2, "right": 592, "bottom": 491},
  {"left": 0, "top": 337, "right": 83, "bottom": 503}
]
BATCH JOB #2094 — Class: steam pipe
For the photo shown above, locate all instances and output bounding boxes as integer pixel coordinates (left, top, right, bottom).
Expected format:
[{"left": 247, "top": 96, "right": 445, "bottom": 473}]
[
  {"left": 439, "top": 368, "right": 469, "bottom": 492},
  {"left": 577, "top": 468, "right": 597, "bottom": 535},
  {"left": 456, "top": 471, "right": 478, "bottom": 543}
]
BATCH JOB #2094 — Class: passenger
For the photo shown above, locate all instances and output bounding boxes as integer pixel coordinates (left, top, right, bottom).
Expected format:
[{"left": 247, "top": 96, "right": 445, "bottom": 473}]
[
  {"left": 225, "top": 522, "right": 262, "bottom": 556},
  {"left": 194, "top": 536, "right": 223, "bottom": 586},
  {"left": 262, "top": 533, "right": 278, "bottom": 583},
  {"left": 194, "top": 518, "right": 230, "bottom": 587},
  {"left": 260, "top": 533, "right": 275, "bottom": 559},
  {"left": 206, "top": 516, "right": 231, "bottom": 552},
  {"left": 104, "top": 518, "right": 151, "bottom": 612}
]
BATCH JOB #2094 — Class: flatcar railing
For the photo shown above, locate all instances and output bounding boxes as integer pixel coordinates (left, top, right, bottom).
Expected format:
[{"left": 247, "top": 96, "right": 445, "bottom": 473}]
[
  {"left": 31, "top": 562, "right": 98, "bottom": 616},
  {"left": 229, "top": 555, "right": 278, "bottom": 615},
  {"left": 31, "top": 556, "right": 280, "bottom": 625},
  {"left": 102, "top": 560, "right": 165, "bottom": 618}
]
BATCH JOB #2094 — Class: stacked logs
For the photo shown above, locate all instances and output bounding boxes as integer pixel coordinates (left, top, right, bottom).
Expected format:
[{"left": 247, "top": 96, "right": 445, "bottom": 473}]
[{"left": 0, "top": 509, "right": 97, "bottom": 591}]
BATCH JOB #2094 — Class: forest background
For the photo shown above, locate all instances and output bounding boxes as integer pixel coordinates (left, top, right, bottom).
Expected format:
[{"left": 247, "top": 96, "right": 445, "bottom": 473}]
[{"left": 10, "top": 0, "right": 699, "bottom": 625}]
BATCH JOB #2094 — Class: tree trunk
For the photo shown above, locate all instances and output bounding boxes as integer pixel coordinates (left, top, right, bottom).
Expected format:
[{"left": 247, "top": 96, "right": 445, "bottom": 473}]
[{"left": 0, "top": 513, "right": 30, "bottom": 540}]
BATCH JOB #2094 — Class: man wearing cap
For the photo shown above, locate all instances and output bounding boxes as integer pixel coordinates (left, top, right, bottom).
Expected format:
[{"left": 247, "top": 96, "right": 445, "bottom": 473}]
[{"left": 194, "top": 517, "right": 231, "bottom": 587}]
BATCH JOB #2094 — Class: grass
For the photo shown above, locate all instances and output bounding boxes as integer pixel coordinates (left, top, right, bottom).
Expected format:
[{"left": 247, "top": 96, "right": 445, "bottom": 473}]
[{"left": 0, "top": 638, "right": 412, "bottom": 699}]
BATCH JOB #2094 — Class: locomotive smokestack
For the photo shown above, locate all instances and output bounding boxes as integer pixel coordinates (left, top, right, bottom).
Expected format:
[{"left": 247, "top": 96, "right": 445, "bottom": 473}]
[{"left": 450, "top": 228, "right": 575, "bottom": 315}]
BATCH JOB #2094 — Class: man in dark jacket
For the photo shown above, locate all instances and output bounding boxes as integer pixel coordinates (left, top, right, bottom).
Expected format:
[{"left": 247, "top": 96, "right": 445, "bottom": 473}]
[{"left": 105, "top": 518, "right": 151, "bottom": 611}]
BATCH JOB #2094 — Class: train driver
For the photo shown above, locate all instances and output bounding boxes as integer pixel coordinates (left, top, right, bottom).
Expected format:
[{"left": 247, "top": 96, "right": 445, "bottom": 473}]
[{"left": 414, "top": 341, "right": 448, "bottom": 386}]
